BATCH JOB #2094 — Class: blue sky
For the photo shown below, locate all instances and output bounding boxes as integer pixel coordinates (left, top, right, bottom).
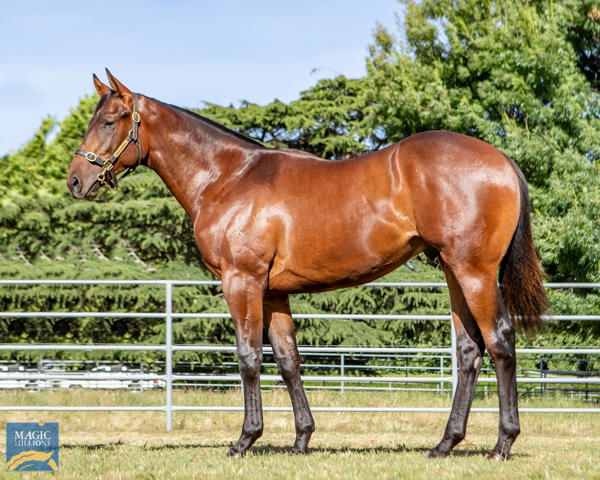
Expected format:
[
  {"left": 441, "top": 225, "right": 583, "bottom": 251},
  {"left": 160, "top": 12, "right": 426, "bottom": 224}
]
[{"left": 0, "top": 1, "right": 403, "bottom": 156}]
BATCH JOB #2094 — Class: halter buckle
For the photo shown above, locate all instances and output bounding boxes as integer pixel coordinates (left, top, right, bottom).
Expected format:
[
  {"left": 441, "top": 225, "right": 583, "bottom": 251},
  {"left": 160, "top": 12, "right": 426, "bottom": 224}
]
[
  {"left": 132, "top": 112, "right": 141, "bottom": 123},
  {"left": 97, "top": 168, "right": 115, "bottom": 189},
  {"left": 85, "top": 152, "right": 97, "bottom": 163}
]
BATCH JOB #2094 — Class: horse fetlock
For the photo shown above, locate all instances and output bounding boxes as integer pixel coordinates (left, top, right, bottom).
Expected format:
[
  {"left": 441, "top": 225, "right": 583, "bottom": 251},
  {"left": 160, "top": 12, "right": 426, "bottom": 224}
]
[
  {"left": 291, "top": 432, "right": 312, "bottom": 454},
  {"left": 295, "top": 419, "right": 315, "bottom": 438},
  {"left": 500, "top": 422, "right": 520, "bottom": 441},
  {"left": 243, "top": 423, "right": 264, "bottom": 440},
  {"left": 227, "top": 424, "right": 263, "bottom": 458},
  {"left": 445, "top": 427, "right": 466, "bottom": 446}
]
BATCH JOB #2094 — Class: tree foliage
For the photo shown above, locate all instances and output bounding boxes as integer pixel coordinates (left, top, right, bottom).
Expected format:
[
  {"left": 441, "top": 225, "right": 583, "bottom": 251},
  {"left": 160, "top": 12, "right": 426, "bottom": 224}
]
[
  {"left": 202, "top": 75, "right": 383, "bottom": 159},
  {"left": 366, "top": 0, "right": 600, "bottom": 283}
]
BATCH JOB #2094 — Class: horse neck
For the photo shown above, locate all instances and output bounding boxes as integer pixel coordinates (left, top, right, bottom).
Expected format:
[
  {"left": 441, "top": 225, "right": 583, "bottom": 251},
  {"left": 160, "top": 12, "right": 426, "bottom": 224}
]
[{"left": 140, "top": 96, "right": 262, "bottom": 219}]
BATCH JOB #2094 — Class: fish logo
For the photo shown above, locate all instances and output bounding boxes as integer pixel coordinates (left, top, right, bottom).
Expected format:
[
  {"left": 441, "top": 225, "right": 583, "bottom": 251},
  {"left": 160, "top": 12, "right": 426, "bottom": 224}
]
[{"left": 6, "top": 423, "right": 59, "bottom": 472}]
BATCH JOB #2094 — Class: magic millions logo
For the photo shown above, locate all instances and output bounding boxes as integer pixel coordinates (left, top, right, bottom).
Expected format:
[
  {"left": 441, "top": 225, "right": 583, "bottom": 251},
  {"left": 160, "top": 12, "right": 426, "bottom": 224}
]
[{"left": 6, "top": 423, "right": 59, "bottom": 472}]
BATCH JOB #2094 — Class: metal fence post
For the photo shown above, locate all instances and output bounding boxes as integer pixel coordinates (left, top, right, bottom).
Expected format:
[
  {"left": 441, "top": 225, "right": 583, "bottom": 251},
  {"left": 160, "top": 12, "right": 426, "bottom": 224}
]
[
  {"left": 440, "top": 355, "right": 444, "bottom": 394},
  {"left": 450, "top": 315, "right": 458, "bottom": 397},
  {"left": 340, "top": 354, "right": 345, "bottom": 393},
  {"left": 165, "top": 281, "right": 173, "bottom": 431}
]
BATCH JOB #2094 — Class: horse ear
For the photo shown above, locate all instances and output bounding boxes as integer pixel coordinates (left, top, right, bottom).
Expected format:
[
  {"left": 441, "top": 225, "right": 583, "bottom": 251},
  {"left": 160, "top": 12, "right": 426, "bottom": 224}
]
[
  {"left": 93, "top": 74, "right": 111, "bottom": 96},
  {"left": 105, "top": 68, "right": 132, "bottom": 97}
]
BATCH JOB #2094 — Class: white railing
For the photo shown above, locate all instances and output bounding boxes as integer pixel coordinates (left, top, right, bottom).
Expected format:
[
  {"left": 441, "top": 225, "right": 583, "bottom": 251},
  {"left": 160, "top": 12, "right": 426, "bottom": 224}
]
[{"left": 1, "top": 280, "right": 599, "bottom": 430}]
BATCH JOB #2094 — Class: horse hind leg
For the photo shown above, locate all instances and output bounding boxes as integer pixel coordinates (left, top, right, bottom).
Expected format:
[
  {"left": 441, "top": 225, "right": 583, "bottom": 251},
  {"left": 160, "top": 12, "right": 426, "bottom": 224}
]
[
  {"left": 264, "top": 294, "right": 315, "bottom": 453},
  {"left": 445, "top": 260, "right": 520, "bottom": 460},
  {"left": 429, "top": 261, "right": 485, "bottom": 458}
]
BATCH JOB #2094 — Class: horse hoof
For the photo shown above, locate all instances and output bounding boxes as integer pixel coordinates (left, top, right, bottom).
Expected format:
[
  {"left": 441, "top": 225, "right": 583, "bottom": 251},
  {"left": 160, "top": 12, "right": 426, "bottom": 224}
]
[
  {"left": 226, "top": 447, "right": 243, "bottom": 458},
  {"left": 290, "top": 446, "right": 308, "bottom": 455},
  {"left": 487, "top": 451, "right": 506, "bottom": 461},
  {"left": 427, "top": 448, "right": 449, "bottom": 458}
]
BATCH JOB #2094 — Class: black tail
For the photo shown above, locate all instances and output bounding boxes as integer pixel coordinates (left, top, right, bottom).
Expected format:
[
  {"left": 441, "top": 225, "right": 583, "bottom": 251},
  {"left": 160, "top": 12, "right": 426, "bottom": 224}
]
[{"left": 499, "top": 158, "right": 548, "bottom": 334}]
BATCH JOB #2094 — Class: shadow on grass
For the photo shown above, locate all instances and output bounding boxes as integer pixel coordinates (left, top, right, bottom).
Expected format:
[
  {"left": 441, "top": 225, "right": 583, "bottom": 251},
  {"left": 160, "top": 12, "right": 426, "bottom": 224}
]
[
  {"left": 61, "top": 441, "right": 528, "bottom": 459},
  {"left": 62, "top": 440, "right": 125, "bottom": 451},
  {"left": 250, "top": 444, "right": 528, "bottom": 459}
]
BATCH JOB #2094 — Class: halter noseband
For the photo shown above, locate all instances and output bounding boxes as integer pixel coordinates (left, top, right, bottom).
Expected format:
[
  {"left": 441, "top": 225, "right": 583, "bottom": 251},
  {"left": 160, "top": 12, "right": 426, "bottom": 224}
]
[{"left": 75, "top": 93, "right": 142, "bottom": 189}]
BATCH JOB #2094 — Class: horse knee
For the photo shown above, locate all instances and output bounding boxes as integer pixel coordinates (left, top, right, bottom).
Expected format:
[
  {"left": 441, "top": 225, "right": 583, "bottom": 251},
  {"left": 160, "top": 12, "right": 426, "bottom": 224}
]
[{"left": 238, "top": 349, "right": 262, "bottom": 379}]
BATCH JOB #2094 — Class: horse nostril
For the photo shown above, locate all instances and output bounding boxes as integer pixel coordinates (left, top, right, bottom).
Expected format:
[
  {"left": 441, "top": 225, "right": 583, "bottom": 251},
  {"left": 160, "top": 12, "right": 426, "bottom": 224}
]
[{"left": 70, "top": 175, "right": 81, "bottom": 194}]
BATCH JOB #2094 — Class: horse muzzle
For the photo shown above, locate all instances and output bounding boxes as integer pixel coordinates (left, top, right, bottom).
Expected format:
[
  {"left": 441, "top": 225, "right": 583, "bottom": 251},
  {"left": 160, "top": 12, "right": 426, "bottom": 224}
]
[{"left": 67, "top": 171, "right": 100, "bottom": 200}]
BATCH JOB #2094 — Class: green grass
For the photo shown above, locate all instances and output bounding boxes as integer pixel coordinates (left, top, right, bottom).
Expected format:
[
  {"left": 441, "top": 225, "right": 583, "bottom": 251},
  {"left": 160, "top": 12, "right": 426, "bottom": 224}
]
[{"left": 0, "top": 389, "right": 598, "bottom": 479}]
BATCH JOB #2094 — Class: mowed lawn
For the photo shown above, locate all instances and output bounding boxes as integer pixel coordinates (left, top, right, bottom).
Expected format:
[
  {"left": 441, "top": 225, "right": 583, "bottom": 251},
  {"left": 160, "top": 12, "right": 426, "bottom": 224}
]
[{"left": 0, "top": 389, "right": 598, "bottom": 479}]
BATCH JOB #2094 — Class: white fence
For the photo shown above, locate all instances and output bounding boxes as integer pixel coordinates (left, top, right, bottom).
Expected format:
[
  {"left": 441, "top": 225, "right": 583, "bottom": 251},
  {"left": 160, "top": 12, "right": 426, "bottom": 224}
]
[{"left": 1, "top": 279, "right": 599, "bottom": 430}]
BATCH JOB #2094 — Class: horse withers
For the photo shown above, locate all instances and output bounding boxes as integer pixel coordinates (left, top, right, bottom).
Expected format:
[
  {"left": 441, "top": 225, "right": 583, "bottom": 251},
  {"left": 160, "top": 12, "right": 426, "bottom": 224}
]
[{"left": 67, "top": 71, "right": 547, "bottom": 460}]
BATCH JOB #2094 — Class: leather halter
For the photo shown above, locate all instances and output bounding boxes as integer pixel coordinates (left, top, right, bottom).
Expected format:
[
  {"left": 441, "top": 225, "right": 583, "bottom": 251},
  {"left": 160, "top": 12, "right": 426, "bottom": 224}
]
[{"left": 75, "top": 93, "right": 142, "bottom": 189}]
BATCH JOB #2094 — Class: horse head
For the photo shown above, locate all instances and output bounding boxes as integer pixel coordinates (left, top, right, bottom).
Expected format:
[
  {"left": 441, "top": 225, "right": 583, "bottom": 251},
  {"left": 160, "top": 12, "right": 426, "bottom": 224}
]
[{"left": 67, "top": 70, "right": 144, "bottom": 199}]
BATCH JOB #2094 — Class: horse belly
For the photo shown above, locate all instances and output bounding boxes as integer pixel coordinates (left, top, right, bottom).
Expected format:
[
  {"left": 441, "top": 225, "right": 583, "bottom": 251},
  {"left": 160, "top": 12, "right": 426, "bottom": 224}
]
[{"left": 267, "top": 222, "right": 424, "bottom": 293}]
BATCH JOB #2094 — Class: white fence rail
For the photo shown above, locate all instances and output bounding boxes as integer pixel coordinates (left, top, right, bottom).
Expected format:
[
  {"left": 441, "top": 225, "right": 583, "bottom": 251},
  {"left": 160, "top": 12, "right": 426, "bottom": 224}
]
[{"left": 1, "top": 280, "right": 600, "bottom": 430}]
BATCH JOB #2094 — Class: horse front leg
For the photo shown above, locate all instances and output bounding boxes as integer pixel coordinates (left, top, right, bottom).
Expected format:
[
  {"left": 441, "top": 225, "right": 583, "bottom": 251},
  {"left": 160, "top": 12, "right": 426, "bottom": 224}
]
[{"left": 222, "top": 270, "right": 266, "bottom": 457}]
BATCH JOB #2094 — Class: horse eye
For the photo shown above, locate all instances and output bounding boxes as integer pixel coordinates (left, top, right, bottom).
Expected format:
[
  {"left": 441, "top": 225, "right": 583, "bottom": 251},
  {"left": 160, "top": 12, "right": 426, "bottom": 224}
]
[{"left": 103, "top": 120, "right": 115, "bottom": 128}]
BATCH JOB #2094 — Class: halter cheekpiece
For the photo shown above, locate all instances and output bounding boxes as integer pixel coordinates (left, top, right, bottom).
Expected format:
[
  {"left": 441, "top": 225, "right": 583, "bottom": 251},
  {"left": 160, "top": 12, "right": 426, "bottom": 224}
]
[{"left": 75, "top": 93, "right": 142, "bottom": 189}]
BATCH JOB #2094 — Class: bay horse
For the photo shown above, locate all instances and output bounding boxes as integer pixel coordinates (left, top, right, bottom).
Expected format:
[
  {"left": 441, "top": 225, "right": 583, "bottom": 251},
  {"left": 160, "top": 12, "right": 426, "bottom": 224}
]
[{"left": 67, "top": 71, "right": 547, "bottom": 460}]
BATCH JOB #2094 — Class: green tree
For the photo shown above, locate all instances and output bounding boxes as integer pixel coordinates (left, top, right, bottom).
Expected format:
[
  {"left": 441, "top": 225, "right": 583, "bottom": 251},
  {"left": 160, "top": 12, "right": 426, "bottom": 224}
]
[
  {"left": 563, "top": 1, "right": 600, "bottom": 89},
  {"left": 367, "top": 0, "right": 600, "bottom": 282},
  {"left": 202, "top": 75, "right": 382, "bottom": 159}
]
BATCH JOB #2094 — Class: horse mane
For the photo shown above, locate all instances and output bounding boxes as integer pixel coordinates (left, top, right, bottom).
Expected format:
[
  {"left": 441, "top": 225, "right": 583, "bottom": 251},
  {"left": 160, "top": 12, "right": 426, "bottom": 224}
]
[{"left": 166, "top": 101, "right": 266, "bottom": 149}]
